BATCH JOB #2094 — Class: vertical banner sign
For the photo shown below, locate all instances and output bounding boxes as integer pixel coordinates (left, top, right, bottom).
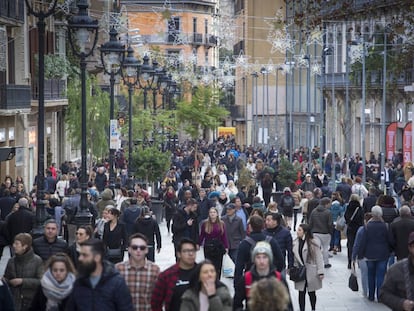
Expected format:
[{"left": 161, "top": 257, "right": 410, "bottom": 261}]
[
  {"left": 386, "top": 122, "right": 397, "bottom": 161},
  {"left": 110, "top": 120, "right": 119, "bottom": 150},
  {"left": 403, "top": 122, "right": 412, "bottom": 164}
]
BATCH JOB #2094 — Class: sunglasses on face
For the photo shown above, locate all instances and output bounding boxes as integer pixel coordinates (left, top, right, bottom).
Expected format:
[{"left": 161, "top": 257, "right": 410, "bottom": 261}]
[{"left": 130, "top": 245, "right": 147, "bottom": 251}]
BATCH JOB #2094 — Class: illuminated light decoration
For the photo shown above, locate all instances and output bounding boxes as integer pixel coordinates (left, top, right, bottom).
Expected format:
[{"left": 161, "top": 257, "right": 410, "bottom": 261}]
[
  {"left": 221, "top": 56, "right": 234, "bottom": 73},
  {"left": 311, "top": 61, "right": 322, "bottom": 76},
  {"left": 306, "top": 27, "right": 325, "bottom": 46},
  {"left": 188, "top": 49, "right": 198, "bottom": 65},
  {"left": 55, "top": 0, "right": 74, "bottom": 15},
  {"left": 295, "top": 49, "right": 309, "bottom": 68},
  {"left": 265, "top": 59, "right": 275, "bottom": 74},
  {"left": 211, "top": 15, "right": 237, "bottom": 48},
  {"left": 100, "top": 7, "right": 128, "bottom": 34},
  {"left": 172, "top": 32, "right": 189, "bottom": 45},
  {"left": 234, "top": 50, "right": 250, "bottom": 73},
  {"left": 349, "top": 43, "right": 366, "bottom": 64}
]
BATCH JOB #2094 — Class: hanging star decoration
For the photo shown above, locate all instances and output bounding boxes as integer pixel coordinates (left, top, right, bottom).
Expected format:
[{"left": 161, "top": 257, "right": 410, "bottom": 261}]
[
  {"left": 221, "top": 56, "right": 234, "bottom": 73},
  {"left": 234, "top": 50, "right": 250, "bottom": 73},
  {"left": 172, "top": 32, "right": 188, "bottom": 45},
  {"left": 349, "top": 43, "right": 365, "bottom": 64},
  {"left": 211, "top": 15, "right": 237, "bottom": 48},
  {"left": 294, "top": 49, "right": 310, "bottom": 68},
  {"left": 306, "top": 27, "right": 325, "bottom": 46},
  {"left": 311, "top": 61, "right": 322, "bottom": 76},
  {"left": 282, "top": 61, "right": 294, "bottom": 74},
  {"left": 100, "top": 8, "right": 128, "bottom": 34},
  {"left": 55, "top": 0, "right": 74, "bottom": 15}
]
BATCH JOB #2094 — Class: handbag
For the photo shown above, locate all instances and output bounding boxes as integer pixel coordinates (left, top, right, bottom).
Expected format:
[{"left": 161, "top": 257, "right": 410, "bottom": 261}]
[
  {"left": 106, "top": 248, "right": 123, "bottom": 259},
  {"left": 289, "top": 264, "right": 306, "bottom": 282},
  {"left": 335, "top": 215, "right": 346, "bottom": 231},
  {"left": 204, "top": 239, "right": 225, "bottom": 257},
  {"left": 348, "top": 262, "right": 359, "bottom": 291},
  {"left": 222, "top": 253, "right": 235, "bottom": 278}
]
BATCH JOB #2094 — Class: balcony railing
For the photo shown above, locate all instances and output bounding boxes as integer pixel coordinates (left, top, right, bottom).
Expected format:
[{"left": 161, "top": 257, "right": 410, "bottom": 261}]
[
  {"left": 317, "top": 69, "right": 414, "bottom": 89},
  {"left": 0, "top": 84, "right": 31, "bottom": 110},
  {"left": 32, "top": 79, "right": 67, "bottom": 100},
  {"left": 0, "top": 0, "right": 24, "bottom": 23},
  {"left": 141, "top": 32, "right": 217, "bottom": 47},
  {"left": 192, "top": 33, "right": 203, "bottom": 45}
]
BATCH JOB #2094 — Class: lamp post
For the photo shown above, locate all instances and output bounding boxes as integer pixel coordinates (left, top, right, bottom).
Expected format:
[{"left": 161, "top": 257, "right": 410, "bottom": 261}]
[
  {"left": 121, "top": 46, "right": 140, "bottom": 178},
  {"left": 25, "top": 0, "right": 58, "bottom": 235},
  {"left": 67, "top": 0, "right": 99, "bottom": 225},
  {"left": 260, "top": 67, "right": 267, "bottom": 147},
  {"left": 137, "top": 55, "right": 156, "bottom": 110},
  {"left": 100, "top": 26, "right": 125, "bottom": 188},
  {"left": 251, "top": 72, "right": 258, "bottom": 146},
  {"left": 321, "top": 46, "right": 333, "bottom": 166},
  {"left": 274, "top": 66, "right": 283, "bottom": 148},
  {"left": 304, "top": 55, "right": 311, "bottom": 167},
  {"left": 350, "top": 39, "right": 366, "bottom": 183}
]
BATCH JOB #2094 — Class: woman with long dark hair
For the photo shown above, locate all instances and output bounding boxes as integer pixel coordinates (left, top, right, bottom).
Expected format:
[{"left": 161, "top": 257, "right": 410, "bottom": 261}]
[
  {"left": 102, "top": 207, "right": 128, "bottom": 263},
  {"left": 163, "top": 186, "right": 178, "bottom": 234},
  {"left": 344, "top": 194, "right": 364, "bottom": 269},
  {"left": 199, "top": 207, "right": 229, "bottom": 278},
  {"left": 291, "top": 224, "right": 324, "bottom": 311},
  {"left": 180, "top": 260, "right": 232, "bottom": 311},
  {"left": 67, "top": 225, "right": 93, "bottom": 269}
]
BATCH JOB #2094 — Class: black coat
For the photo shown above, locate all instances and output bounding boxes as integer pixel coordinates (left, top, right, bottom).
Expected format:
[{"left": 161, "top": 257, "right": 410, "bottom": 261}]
[
  {"left": 133, "top": 216, "right": 161, "bottom": 249},
  {"left": 172, "top": 209, "right": 199, "bottom": 244},
  {"left": 390, "top": 217, "right": 414, "bottom": 260},
  {"left": 6, "top": 207, "right": 35, "bottom": 242},
  {"left": 29, "top": 285, "right": 68, "bottom": 311},
  {"left": 362, "top": 195, "right": 377, "bottom": 213},
  {"left": 33, "top": 236, "right": 68, "bottom": 262}
]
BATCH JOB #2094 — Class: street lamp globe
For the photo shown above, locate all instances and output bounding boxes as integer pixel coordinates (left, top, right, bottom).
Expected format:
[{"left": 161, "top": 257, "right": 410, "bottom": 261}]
[{"left": 100, "top": 27, "right": 125, "bottom": 72}]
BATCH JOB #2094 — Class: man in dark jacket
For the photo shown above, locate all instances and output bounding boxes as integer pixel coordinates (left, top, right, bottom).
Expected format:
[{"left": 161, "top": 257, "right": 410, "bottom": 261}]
[
  {"left": 234, "top": 215, "right": 284, "bottom": 285},
  {"left": 33, "top": 219, "right": 68, "bottom": 261},
  {"left": 66, "top": 238, "right": 133, "bottom": 311},
  {"left": 172, "top": 198, "right": 199, "bottom": 255},
  {"left": 309, "top": 197, "right": 333, "bottom": 268},
  {"left": 362, "top": 186, "right": 378, "bottom": 213},
  {"left": 222, "top": 203, "right": 245, "bottom": 263},
  {"left": 0, "top": 189, "right": 16, "bottom": 220},
  {"left": 389, "top": 205, "right": 414, "bottom": 260},
  {"left": 380, "top": 232, "right": 414, "bottom": 310},
  {"left": 263, "top": 212, "right": 294, "bottom": 269},
  {"left": 336, "top": 176, "right": 352, "bottom": 203},
  {"left": 306, "top": 187, "right": 322, "bottom": 223},
  {"left": 6, "top": 197, "right": 34, "bottom": 243}
]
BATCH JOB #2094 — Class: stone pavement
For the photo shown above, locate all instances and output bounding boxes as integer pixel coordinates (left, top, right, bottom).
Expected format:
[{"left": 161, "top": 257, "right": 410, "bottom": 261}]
[{"left": 0, "top": 218, "right": 391, "bottom": 311}]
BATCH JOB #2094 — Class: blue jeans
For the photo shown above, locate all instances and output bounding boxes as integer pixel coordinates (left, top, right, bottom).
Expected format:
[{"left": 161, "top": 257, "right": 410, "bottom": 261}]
[
  {"left": 330, "top": 228, "right": 341, "bottom": 248},
  {"left": 366, "top": 259, "right": 388, "bottom": 301},
  {"left": 358, "top": 259, "right": 368, "bottom": 297}
]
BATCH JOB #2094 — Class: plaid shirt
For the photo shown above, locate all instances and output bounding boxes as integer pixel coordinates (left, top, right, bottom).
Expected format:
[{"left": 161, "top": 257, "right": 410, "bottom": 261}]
[
  {"left": 116, "top": 260, "right": 160, "bottom": 311},
  {"left": 151, "top": 263, "right": 180, "bottom": 311}
]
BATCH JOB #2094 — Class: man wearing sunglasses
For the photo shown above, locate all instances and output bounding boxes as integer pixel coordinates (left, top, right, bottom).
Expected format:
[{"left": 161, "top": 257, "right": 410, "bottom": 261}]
[{"left": 116, "top": 233, "right": 160, "bottom": 311}]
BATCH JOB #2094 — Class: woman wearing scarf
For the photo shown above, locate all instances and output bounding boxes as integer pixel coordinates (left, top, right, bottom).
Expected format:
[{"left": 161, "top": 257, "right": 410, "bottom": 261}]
[{"left": 30, "top": 253, "right": 76, "bottom": 311}]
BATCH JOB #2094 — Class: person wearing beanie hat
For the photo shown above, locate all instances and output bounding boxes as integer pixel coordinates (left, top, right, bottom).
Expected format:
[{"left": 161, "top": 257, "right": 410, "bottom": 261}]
[
  {"left": 251, "top": 241, "right": 274, "bottom": 263},
  {"left": 234, "top": 240, "right": 293, "bottom": 311}
]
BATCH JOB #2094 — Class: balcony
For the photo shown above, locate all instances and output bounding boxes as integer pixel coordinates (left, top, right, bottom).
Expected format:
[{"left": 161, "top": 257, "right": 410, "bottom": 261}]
[
  {"left": 0, "top": 0, "right": 24, "bottom": 24},
  {"left": 32, "top": 79, "right": 67, "bottom": 101},
  {"left": 317, "top": 69, "right": 414, "bottom": 90},
  {"left": 191, "top": 33, "right": 203, "bottom": 46},
  {"left": 205, "top": 35, "right": 217, "bottom": 48},
  {"left": 230, "top": 105, "right": 245, "bottom": 121},
  {"left": 233, "top": 40, "right": 245, "bottom": 56},
  {"left": 0, "top": 84, "right": 31, "bottom": 110}
]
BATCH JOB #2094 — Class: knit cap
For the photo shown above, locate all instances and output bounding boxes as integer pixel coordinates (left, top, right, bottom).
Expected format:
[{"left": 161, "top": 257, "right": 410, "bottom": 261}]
[{"left": 251, "top": 241, "right": 273, "bottom": 262}]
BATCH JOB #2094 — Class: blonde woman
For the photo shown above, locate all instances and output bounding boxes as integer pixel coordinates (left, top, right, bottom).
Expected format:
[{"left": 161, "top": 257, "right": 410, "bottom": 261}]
[{"left": 199, "top": 207, "right": 229, "bottom": 279}]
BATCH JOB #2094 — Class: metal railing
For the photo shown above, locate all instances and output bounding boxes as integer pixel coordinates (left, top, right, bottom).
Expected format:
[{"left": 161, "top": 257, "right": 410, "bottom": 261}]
[{"left": 0, "top": 84, "right": 31, "bottom": 110}]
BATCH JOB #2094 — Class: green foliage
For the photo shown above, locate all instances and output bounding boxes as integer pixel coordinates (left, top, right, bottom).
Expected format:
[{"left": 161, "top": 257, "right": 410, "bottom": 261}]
[
  {"left": 35, "top": 54, "right": 73, "bottom": 79},
  {"left": 132, "top": 146, "right": 170, "bottom": 182},
  {"left": 236, "top": 162, "right": 256, "bottom": 192},
  {"left": 65, "top": 76, "right": 110, "bottom": 160},
  {"left": 276, "top": 158, "right": 299, "bottom": 189},
  {"left": 176, "top": 86, "right": 229, "bottom": 141}
]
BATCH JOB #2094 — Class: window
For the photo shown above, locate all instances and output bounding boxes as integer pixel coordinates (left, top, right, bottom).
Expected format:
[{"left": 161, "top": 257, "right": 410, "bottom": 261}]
[{"left": 168, "top": 17, "right": 180, "bottom": 43}]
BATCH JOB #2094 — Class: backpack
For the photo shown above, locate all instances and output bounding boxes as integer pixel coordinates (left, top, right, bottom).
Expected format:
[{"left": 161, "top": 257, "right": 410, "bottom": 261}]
[
  {"left": 244, "top": 235, "right": 273, "bottom": 271},
  {"left": 245, "top": 270, "right": 282, "bottom": 298},
  {"left": 281, "top": 195, "right": 294, "bottom": 208}
]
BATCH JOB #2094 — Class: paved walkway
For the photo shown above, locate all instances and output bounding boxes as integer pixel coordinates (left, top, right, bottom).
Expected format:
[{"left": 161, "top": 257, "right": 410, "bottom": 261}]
[{"left": 0, "top": 217, "right": 391, "bottom": 311}]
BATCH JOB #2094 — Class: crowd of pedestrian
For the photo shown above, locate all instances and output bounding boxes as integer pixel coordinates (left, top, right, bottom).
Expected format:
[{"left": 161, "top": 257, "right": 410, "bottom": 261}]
[{"left": 1, "top": 137, "right": 414, "bottom": 310}]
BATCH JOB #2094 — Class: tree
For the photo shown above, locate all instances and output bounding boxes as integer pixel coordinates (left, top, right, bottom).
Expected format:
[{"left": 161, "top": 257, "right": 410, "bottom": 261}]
[
  {"left": 176, "top": 85, "right": 229, "bottom": 181},
  {"left": 276, "top": 157, "right": 299, "bottom": 189},
  {"left": 65, "top": 76, "right": 110, "bottom": 165},
  {"left": 131, "top": 146, "right": 170, "bottom": 184},
  {"left": 176, "top": 85, "right": 229, "bottom": 141}
]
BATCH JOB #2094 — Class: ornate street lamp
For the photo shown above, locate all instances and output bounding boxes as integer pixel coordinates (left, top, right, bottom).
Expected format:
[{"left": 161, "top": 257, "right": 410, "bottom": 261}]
[
  {"left": 25, "top": 0, "right": 58, "bottom": 236},
  {"left": 67, "top": 0, "right": 99, "bottom": 225},
  {"left": 100, "top": 26, "right": 125, "bottom": 188},
  {"left": 121, "top": 46, "right": 140, "bottom": 178},
  {"left": 137, "top": 54, "right": 156, "bottom": 110}
]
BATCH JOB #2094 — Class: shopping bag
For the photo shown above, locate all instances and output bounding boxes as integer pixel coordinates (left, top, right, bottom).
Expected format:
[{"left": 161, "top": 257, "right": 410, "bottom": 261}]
[
  {"left": 335, "top": 215, "right": 346, "bottom": 231},
  {"left": 222, "top": 253, "right": 235, "bottom": 278}
]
